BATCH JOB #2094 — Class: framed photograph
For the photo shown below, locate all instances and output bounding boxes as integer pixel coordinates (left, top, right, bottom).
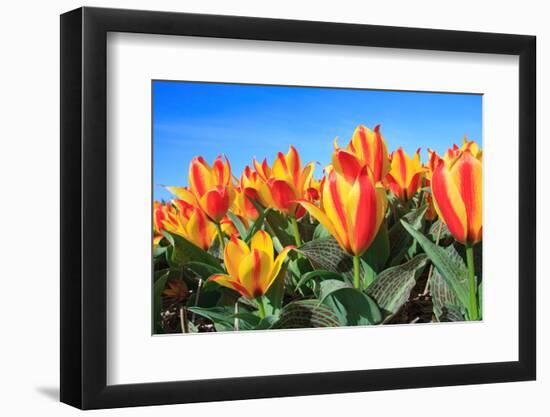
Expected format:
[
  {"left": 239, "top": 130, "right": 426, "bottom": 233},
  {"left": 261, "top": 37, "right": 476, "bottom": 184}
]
[{"left": 60, "top": 6, "right": 536, "bottom": 410}]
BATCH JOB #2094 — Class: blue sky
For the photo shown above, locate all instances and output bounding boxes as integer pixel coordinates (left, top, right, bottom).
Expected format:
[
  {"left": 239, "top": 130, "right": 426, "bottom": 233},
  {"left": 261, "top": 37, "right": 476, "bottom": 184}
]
[{"left": 153, "top": 81, "right": 482, "bottom": 201}]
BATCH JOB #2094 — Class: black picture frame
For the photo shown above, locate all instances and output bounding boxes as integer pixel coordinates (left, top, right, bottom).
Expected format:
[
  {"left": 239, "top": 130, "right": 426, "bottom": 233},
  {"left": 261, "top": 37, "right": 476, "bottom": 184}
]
[{"left": 60, "top": 6, "right": 536, "bottom": 410}]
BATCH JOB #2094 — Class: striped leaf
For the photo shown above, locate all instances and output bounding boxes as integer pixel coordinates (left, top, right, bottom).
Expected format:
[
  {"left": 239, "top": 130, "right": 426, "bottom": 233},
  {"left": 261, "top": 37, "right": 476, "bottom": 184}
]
[
  {"left": 271, "top": 300, "right": 340, "bottom": 329},
  {"left": 366, "top": 254, "right": 428, "bottom": 319}
]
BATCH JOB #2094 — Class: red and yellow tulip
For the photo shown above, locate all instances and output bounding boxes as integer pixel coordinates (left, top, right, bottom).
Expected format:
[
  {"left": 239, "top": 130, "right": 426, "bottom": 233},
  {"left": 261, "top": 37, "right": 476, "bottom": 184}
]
[
  {"left": 266, "top": 146, "right": 316, "bottom": 218},
  {"left": 209, "top": 230, "right": 294, "bottom": 299},
  {"left": 168, "top": 156, "right": 235, "bottom": 223},
  {"left": 431, "top": 146, "right": 482, "bottom": 245},
  {"left": 333, "top": 124, "right": 390, "bottom": 183},
  {"left": 385, "top": 147, "right": 424, "bottom": 202},
  {"left": 233, "top": 165, "right": 273, "bottom": 221},
  {"left": 297, "top": 165, "right": 387, "bottom": 257},
  {"left": 153, "top": 199, "right": 216, "bottom": 251}
]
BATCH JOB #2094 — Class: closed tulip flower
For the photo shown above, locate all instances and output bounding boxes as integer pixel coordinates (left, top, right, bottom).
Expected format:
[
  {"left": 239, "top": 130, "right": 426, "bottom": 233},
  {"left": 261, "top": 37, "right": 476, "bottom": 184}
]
[
  {"left": 431, "top": 148, "right": 482, "bottom": 246},
  {"left": 209, "top": 230, "right": 294, "bottom": 316},
  {"left": 431, "top": 144, "right": 482, "bottom": 320},
  {"left": 385, "top": 147, "right": 424, "bottom": 202}
]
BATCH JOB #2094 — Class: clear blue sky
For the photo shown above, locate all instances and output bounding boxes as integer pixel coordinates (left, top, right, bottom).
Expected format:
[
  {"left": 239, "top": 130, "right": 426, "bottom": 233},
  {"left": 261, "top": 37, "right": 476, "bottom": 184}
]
[{"left": 153, "top": 81, "right": 482, "bottom": 200}]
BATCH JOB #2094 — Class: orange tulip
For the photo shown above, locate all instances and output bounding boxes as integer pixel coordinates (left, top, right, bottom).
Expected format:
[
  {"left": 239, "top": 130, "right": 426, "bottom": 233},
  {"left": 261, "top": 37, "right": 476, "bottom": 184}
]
[
  {"left": 168, "top": 156, "right": 235, "bottom": 223},
  {"left": 385, "top": 147, "right": 424, "bottom": 202},
  {"left": 297, "top": 165, "right": 387, "bottom": 257},
  {"left": 153, "top": 199, "right": 216, "bottom": 251},
  {"left": 431, "top": 147, "right": 482, "bottom": 245},
  {"left": 209, "top": 230, "right": 294, "bottom": 299},
  {"left": 333, "top": 124, "right": 390, "bottom": 183},
  {"left": 267, "top": 146, "right": 315, "bottom": 218}
]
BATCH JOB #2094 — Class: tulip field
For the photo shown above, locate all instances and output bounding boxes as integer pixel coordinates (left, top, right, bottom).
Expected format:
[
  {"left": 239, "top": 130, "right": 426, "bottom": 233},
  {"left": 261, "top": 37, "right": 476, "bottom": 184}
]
[{"left": 152, "top": 119, "right": 482, "bottom": 333}]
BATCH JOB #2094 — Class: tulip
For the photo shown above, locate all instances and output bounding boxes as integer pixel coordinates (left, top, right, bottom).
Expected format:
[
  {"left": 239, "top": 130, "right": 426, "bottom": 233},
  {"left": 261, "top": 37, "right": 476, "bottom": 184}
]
[
  {"left": 431, "top": 145, "right": 482, "bottom": 320},
  {"left": 209, "top": 230, "right": 294, "bottom": 316},
  {"left": 266, "top": 146, "right": 316, "bottom": 246},
  {"left": 232, "top": 166, "right": 273, "bottom": 221},
  {"left": 153, "top": 199, "right": 216, "bottom": 251},
  {"left": 297, "top": 165, "right": 387, "bottom": 289},
  {"left": 167, "top": 155, "right": 235, "bottom": 249},
  {"left": 333, "top": 124, "right": 390, "bottom": 183},
  {"left": 385, "top": 147, "right": 424, "bottom": 202}
]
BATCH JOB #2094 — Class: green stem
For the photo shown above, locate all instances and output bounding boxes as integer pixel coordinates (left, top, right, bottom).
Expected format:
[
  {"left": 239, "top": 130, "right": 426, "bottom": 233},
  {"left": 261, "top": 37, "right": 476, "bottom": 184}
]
[
  {"left": 215, "top": 222, "right": 226, "bottom": 251},
  {"left": 256, "top": 297, "right": 266, "bottom": 319},
  {"left": 353, "top": 255, "right": 361, "bottom": 290},
  {"left": 289, "top": 216, "right": 302, "bottom": 247},
  {"left": 466, "top": 245, "right": 479, "bottom": 321}
]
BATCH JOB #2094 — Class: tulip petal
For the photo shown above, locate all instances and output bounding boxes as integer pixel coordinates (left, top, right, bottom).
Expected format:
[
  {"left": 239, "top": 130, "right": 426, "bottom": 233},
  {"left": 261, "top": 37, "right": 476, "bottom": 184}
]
[
  {"left": 186, "top": 208, "right": 214, "bottom": 251},
  {"left": 272, "top": 151, "right": 290, "bottom": 180},
  {"left": 297, "top": 199, "right": 349, "bottom": 252},
  {"left": 238, "top": 249, "right": 272, "bottom": 298},
  {"left": 450, "top": 150, "right": 482, "bottom": 244},
  {"left": 269, "top": 179, "right": 298, "bottom": 214},
  {"left": 286, "top": 146, "right": 302, "bottom": 188},
  {"left": 165, "top": 186, "right": 197, "bottom": 205},
  {"left": 224, "top": 236, "right": 250, "bottom": 279},
  {"left": 209, "top": 274, "right": 252, "bottom": 299},
  {"left": 189, "top": 156, "right": 213, "bottom": 197},
  {"left": 200, "top": 187, "right": 231, "bottom": 223},
  {"left": 263, "top": 246, "right": 294, "bottom": 294},
  {"left": 250, "top": 230, "right": 274, "bottom": 260},
  {"left": 344, "top": 167, "right": 379, "bottom": 255},
  {"left": 432, "top": 160, "right": 468, "bottom": 244},
  {"left": 332, "top": 149, "right": 363, "bottom": 183},
  {"left": 322, "top": 171, "right": 351, "bottom": 248}
]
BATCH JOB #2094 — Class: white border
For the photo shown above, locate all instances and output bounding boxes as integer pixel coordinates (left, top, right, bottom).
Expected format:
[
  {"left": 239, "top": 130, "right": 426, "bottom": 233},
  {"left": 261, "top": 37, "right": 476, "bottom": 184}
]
[{"left": 107, "top": 33, "right": 519, "bottom": 385}]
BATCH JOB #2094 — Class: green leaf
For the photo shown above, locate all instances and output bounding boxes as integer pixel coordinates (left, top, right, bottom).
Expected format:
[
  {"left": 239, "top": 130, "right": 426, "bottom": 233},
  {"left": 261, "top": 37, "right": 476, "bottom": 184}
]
[
  {"left": 366, "top": 254, "right": 428, "bottom": 319},
  {"left": 226, "top": 211, "right": 248, "bottom": 240},
  {"left": 263, "top": 265, "right": 287, "bottom": 316},
  {"left": 428, "top": 219, "right": 451, "bottom": 241},
  {"left": 265, "top": 210, "right": 295, "bottom": 248},
  {"left": 388, "top": 205, "right": 427, "bottom": 266},
  {"left": 153, "top": 269, "right": 171, "bottom": 333},
  {"left": 271, "top": 300, "right": 340, "bottom": 329},
  {"left": 362, "top": 222, "right": 390, "bottom": 271},
  {"left": 244, "top": 207, "right": 270, "bottom": 244},
  {"left": 312, "top": 223, "right": 332, "bottom": 240},
  {"left": 401, "top": 220, "right": 470, "bottom": 315},
  {"left": 299, "top": 237, "right": 369, "bottom": 283},
  {"left": 164, "top": 231, "right": 221, "bottom": 268},
  {"left": 430, "top": 245, "right": 468, "bottom": 321},
  {"left": 294, "top": 270, "right": 344, "bottom": 292},
  {"left": 254, "top": 315, "right": 279, "bottom": 330},
  {"left": 318, "top": 280, "right": 383, "bottom": 325},
  {"left": 187, "top": 306, "right": 256, "bottom": 331},
  {"left": 185, "top": 261, "right": 223, "bottom": 280}
]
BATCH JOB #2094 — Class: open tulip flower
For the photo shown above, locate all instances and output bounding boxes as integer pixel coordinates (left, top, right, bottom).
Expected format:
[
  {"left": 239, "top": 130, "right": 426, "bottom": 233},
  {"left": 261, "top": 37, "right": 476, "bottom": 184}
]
[
  {"left": 385, "top": 147, "right": 424, "bottom": 202},
  {"left": 233, "top": 166, "right": 273, "bottom": 221},
  {"left": 154, "top": 199, "right": 216, "bottom": 251},
  {"left": 298, "top": 165, "right": 387, "bottom": 289},
  {"left": 168, "top": 156, "right": 235, "bottom": 224},
  {"left": 333, "top": 124, "right": 390, "bottom": 183},
  {"left": 266, "top": 146, "right": 316, "bottom": 218},
  {"left": 209, "top": 230, "right": 294, "bottom": 315}
]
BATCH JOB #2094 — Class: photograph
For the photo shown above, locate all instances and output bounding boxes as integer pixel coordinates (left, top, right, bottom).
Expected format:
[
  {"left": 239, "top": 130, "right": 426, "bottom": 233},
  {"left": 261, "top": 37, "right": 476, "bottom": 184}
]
[{"left": 152, "top": 81, "right": 483, "bottom": 334}]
